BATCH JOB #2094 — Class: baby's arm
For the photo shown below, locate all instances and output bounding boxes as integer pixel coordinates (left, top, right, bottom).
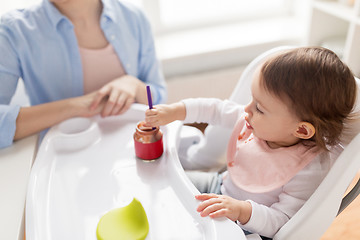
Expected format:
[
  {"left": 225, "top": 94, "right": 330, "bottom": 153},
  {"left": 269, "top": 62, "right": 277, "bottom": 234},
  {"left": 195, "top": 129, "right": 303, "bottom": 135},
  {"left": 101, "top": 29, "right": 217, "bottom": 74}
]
[
  {"left": 144, "top": 98, "right": 244, "bottom": 128},
  {"left": 195, "top": 194, "right": 252, "bottom": 224},
  {"left": 144, "top": 102, "right": 186, "bottom": 127}
]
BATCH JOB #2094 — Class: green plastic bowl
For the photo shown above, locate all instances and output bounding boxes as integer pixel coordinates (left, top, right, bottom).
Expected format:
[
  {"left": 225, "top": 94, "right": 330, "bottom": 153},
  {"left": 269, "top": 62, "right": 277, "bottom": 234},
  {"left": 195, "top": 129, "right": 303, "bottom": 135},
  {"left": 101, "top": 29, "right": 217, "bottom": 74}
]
[{"left": 96, "top": 198, "right": 149, "bottom": 240}]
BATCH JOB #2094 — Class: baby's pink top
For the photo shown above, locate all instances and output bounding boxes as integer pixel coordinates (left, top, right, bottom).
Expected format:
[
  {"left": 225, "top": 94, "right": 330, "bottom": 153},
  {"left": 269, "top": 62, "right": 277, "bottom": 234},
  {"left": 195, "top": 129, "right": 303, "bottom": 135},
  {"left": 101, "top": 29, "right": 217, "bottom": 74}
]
[{"left": 79, "top": 44, "right": 126, "bottom": 94}]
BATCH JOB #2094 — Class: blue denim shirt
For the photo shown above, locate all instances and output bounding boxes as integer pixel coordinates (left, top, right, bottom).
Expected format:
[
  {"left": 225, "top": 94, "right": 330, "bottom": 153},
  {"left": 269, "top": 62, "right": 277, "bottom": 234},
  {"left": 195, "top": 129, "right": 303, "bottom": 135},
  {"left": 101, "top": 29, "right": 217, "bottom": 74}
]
[{"left": 0, "top": 0, "right": 167, "bottom": 148}]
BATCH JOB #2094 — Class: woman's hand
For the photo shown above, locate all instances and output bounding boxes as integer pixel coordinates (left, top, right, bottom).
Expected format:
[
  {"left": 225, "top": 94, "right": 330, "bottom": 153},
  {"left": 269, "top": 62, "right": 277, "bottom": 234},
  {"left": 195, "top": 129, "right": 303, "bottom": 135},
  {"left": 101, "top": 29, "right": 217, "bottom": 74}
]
[
  {"left": 144, "top": 102, "right": 186, "bottom": 127},
  {"left": 90, "top": 75, "right": 145, "bottom": 117},
  {"left": 195, "top": 194, "right": 252, "bottom": 224},
  {"left": 75, "top": 91, "right": 106, "bottom": 118}
]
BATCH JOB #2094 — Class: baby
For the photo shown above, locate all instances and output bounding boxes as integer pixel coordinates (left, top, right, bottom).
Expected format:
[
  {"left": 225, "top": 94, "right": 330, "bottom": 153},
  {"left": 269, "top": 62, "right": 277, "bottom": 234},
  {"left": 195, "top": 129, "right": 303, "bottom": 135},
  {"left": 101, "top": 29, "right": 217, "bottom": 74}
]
[{"left": 144, "top": 47, "right": 358, "bottom": 238}]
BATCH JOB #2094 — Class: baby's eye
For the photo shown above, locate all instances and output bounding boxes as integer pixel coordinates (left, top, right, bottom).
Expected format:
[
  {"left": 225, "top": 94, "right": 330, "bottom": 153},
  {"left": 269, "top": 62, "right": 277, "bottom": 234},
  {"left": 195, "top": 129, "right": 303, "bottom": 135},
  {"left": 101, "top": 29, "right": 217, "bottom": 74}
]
[{"left": 255, "top": 105, "right": 264, "bottom": 114}]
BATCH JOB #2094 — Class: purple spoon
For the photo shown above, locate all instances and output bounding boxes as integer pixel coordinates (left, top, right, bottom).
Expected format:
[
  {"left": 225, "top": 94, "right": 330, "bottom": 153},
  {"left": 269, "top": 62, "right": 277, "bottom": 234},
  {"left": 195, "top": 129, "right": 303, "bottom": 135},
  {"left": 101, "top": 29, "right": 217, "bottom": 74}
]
[
  {"left": 146, "top": 85, "right": 153, "bottom": 110},
  {"left": 146, "top": 86, "right": 156, "bottom": 130}
]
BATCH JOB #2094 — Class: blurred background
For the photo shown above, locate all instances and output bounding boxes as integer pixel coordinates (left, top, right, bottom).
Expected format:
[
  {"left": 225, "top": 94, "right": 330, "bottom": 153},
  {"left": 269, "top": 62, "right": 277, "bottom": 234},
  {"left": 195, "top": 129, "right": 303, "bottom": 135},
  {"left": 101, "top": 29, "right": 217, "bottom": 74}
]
[
  {"left": 2, "top": 0, "right": 359, "bottom": 104},
  {"left": 1, "top": 0, "right": 360, "bottom": 239}
]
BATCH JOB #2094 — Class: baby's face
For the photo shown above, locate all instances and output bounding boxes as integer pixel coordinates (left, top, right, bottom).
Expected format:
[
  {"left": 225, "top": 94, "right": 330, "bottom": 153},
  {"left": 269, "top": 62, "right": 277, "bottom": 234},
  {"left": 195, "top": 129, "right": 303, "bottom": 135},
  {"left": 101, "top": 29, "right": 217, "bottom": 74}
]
[{"left": 244, "top": 67, "right": 301, "bottom": 149}]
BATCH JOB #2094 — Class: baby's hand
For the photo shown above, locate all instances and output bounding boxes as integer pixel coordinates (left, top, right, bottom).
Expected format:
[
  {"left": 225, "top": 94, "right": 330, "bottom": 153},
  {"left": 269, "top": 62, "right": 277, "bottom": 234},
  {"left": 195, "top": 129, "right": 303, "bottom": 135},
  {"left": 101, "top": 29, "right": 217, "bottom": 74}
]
[
  {"left": 195, "top": 194, "right": 251, "bottom": 224},
  {"left": 144, "top": 102, "right": 186, "bottom": 127}
]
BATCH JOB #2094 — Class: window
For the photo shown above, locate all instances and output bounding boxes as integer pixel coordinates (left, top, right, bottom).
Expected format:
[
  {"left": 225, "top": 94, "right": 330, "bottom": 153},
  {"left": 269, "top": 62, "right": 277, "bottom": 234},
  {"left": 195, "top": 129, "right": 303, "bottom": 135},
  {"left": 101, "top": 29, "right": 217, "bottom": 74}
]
[
  {"left": 2, "top": 0, "right": 292, "bottom": 35},
  {"left": 132, "top": 0, "right": 292, "bottom": 34},
  {"left": 1, "top": 0, "right": 301, "bottom": 76},
  {"left": 0, "top": 0, "right": 40, "bottom": 16}
]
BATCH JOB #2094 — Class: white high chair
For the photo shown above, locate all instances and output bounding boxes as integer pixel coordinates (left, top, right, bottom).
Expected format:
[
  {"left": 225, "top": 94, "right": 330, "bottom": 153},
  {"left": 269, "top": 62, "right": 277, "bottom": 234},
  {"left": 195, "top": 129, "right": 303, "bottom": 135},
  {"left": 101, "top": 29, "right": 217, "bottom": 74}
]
[{"left": 179, "top": 46, "right": 360, "bottom": 240}]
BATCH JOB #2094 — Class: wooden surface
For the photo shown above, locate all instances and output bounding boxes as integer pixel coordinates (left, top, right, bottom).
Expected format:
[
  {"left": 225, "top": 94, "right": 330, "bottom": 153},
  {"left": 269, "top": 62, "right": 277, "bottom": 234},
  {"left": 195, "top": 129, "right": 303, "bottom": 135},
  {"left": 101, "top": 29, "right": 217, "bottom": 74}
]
[{"left": 321, "top": 172, "right": 360, "bottom": 240}]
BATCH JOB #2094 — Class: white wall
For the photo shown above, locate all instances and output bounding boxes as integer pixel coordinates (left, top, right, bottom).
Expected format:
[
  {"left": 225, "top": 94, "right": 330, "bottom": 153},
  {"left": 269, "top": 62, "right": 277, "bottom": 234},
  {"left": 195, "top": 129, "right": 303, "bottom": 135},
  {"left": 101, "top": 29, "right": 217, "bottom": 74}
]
[
  {"left": 1, "top": 0, "right": 312, "bottom": 102},
  {"left": 0, "top": 0, "right": 40, "bottom": 16}
]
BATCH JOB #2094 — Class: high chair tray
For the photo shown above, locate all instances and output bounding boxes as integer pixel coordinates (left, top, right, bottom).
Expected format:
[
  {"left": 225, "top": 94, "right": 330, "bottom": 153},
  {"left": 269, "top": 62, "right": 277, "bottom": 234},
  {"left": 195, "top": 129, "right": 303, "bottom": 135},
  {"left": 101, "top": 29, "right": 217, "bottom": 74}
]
[{"left": 25, "top": 104, "right": 245, "bottom": 240}]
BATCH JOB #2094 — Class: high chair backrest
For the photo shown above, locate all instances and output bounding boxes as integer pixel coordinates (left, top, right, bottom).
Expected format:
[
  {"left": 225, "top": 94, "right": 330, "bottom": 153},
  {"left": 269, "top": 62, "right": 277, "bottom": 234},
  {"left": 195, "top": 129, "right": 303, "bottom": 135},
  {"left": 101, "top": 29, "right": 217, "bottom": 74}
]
[
  {"left": 273, "top": 62, "right": 360, "bottom": 239},
  {"left": 183, "top": 46, "right": 360, "bottom": 239},
  {"left": 274, "top": 128, "right": 360, "bottom": 240}
]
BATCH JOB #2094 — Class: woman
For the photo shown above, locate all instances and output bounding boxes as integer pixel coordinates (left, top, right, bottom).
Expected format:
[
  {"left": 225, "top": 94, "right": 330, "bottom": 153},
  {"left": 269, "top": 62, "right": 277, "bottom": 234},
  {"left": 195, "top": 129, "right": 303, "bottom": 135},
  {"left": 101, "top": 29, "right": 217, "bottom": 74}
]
[{"left": 0, "top": 0, "right": 167, "bottom": 148}]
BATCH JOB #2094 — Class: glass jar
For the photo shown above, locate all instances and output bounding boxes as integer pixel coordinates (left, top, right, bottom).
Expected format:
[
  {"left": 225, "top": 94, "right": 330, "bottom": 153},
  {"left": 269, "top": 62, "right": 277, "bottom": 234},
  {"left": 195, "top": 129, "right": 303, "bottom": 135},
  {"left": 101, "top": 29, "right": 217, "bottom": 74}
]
[{"left": 133, "top": 121, "right": 163, "bottom": 160}]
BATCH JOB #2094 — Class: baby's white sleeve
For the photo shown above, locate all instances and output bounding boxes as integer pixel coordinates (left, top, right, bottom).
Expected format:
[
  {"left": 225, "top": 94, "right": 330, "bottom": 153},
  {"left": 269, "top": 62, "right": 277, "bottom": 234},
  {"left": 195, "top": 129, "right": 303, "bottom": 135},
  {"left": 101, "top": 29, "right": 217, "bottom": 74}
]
[
  {"left": 181, "top": 98, "right": 244, "bottom": 128},
  {"left": 240, "top": 199, "right": 290, "bottom": 238},
  {"left": 239, "top": 155, "right": 329, "bottom": 237}
]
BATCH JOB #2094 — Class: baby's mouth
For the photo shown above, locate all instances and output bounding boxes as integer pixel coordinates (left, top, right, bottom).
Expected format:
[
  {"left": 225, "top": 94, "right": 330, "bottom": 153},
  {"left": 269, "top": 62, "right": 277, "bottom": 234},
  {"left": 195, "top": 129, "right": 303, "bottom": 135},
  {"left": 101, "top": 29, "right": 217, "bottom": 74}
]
[
  {"left": 245, "top": 116, "right": 253, "bottom": 130},
  {"left": 246, "top": 121, "right": 253, "bottom": 129}
]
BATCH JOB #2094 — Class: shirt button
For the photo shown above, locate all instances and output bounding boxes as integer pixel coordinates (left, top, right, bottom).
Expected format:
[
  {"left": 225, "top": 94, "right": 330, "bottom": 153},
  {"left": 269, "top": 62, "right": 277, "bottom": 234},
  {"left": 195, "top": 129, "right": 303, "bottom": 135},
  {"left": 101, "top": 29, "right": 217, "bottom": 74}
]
[
  {"left": 111, "top": 35, "right": 116, "bottom": 40},
  {"left": 126, "top": 63, "right": 131, "bottom": 68}
]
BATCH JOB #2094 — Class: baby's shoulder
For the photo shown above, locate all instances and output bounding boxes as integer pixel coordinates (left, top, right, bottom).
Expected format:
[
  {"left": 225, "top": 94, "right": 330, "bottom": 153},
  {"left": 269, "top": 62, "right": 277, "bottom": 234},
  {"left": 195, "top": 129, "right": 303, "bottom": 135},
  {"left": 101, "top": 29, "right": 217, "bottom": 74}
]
[{"left": 299, "top": 149, "right": 333, "bottom": 179}]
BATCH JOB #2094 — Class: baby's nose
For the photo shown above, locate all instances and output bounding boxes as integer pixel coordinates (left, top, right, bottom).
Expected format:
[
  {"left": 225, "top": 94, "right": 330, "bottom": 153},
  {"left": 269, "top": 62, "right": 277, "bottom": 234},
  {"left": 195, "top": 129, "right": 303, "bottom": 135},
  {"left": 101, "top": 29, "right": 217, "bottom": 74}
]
[{"left": 244, "top": 104, "right": 252, "bottom": 115}]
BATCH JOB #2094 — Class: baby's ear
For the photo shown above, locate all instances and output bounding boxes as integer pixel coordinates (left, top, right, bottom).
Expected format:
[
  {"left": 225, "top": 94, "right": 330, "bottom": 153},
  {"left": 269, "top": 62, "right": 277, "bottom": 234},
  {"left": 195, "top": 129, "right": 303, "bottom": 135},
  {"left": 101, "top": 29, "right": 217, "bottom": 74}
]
[{"left": 293, "top": 122, "right": 315, "bottom": 139}]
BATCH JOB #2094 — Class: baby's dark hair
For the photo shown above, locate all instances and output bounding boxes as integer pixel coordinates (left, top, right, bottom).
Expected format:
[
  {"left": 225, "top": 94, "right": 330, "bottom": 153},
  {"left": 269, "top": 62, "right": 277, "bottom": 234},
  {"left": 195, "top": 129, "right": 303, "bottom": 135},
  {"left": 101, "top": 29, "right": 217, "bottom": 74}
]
[{"left": 260, "top": 47, "right": 357, "bottom": 150}]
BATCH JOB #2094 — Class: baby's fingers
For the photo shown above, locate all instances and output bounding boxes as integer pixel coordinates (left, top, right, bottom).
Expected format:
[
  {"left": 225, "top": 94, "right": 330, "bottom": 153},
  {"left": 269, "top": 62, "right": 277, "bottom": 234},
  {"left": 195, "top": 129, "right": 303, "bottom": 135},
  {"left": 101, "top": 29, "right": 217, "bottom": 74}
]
[
  {"left": 145, "top": 108, "right": 158, "bottom": 117},
  {"left": 196, "top": 196, "right": 221, "bottom": 213},
  {"left": 144, "top": 109, "right": 159, "bottom": 125},
  {"left": 143, "top": 120, "right": 158, "bottom": 128},
  {"left": 195, "top": 193, "right": 219, "bottom": 201},
  {"left": 198, "top": 202, "right": 224, "bottom": 218},
  {"left": 209, "top": 209, "right": 227, "bottom": 219}
]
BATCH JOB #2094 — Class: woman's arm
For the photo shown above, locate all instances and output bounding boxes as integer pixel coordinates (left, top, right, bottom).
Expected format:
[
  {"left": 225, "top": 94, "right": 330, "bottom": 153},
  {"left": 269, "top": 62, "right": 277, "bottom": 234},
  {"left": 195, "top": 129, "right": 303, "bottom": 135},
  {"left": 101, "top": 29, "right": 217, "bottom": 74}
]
[{"left": 13, "top": 92, "right": 104, "bottom": 140}]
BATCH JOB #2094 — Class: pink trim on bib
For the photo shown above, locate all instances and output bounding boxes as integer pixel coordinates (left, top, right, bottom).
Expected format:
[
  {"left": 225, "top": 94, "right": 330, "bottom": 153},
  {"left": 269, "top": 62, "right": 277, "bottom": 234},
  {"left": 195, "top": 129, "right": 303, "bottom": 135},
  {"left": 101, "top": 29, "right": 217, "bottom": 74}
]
[{"left": 226, "top": 115, "right": 320, "bottom": 193}]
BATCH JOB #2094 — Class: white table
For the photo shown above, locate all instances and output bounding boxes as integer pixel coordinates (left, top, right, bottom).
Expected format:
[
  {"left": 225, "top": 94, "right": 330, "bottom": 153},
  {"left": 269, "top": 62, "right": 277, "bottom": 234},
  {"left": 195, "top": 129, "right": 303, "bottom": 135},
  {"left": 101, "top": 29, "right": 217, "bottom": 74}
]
[
  {"left": 0, "top": 134, "right": 38, "bottom": 240},
  {"left": 0, "top": 106, "right": 248, "bottom": 240},
  {"left": 25, "top": 105, "right": 246, "bottom": 240}
]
